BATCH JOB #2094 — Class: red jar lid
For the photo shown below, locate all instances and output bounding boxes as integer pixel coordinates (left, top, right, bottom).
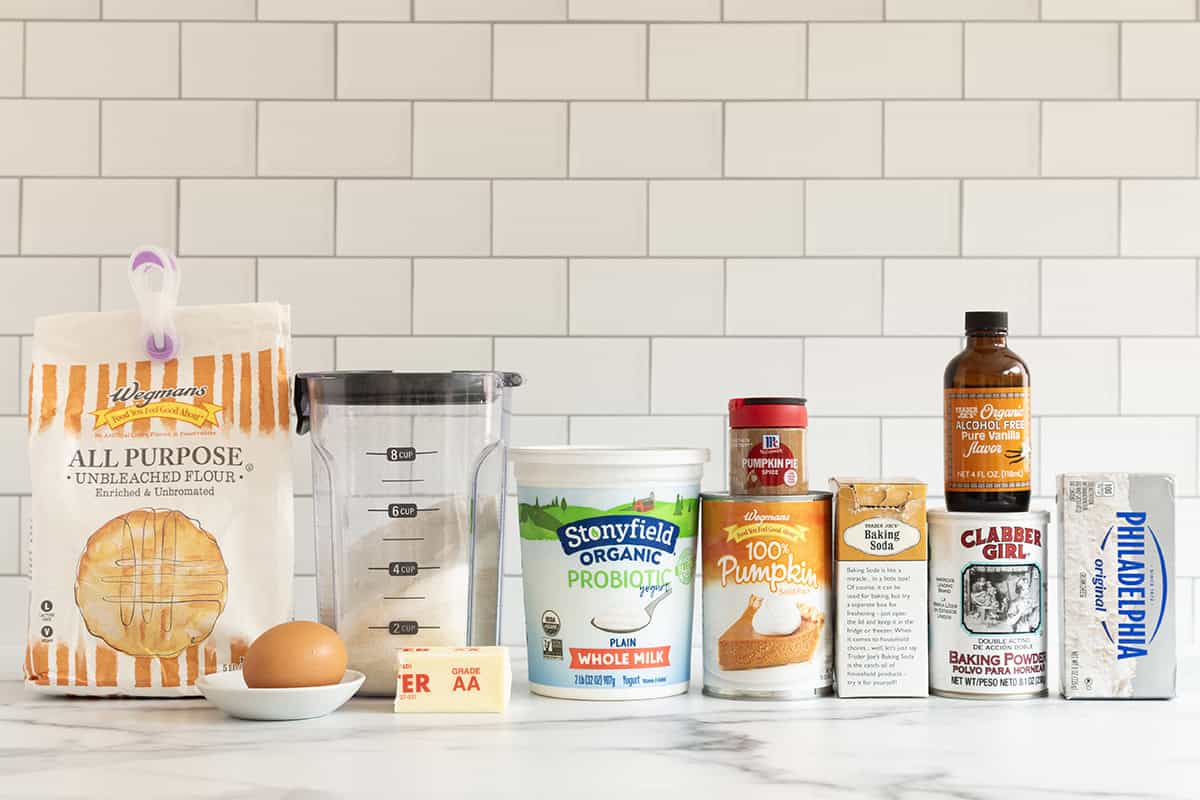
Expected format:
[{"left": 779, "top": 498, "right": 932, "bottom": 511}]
[{"left": 728, "top": 397, "right": 808, "bottom": 429}]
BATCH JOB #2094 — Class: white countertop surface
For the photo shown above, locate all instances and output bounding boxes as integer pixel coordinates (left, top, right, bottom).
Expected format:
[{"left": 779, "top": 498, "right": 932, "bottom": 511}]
[{"left": 2, "top": 655, "right": 1198, "bottom": 799}]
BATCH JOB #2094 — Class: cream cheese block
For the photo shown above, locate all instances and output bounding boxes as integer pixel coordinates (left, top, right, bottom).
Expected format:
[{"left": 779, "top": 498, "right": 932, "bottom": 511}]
[{"left": 394, "top": 646, "right": 511, "bottom": 713}]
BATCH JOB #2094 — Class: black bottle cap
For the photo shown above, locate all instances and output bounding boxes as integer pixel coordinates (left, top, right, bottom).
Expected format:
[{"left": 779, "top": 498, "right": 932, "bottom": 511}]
[{"left": 964, "top": 311, "right": 1008, "bottom": 333}]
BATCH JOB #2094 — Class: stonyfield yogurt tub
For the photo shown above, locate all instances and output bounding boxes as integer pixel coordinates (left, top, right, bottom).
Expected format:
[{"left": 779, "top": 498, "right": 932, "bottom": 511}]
[{"left": 511, "top": 447, "right": 708, "bottom": 700}]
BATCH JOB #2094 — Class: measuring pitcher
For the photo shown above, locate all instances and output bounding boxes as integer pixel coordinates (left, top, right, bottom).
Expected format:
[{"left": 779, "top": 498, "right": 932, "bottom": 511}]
[{"left": 294, "top": 371, "right": 521, "bottom": 695}]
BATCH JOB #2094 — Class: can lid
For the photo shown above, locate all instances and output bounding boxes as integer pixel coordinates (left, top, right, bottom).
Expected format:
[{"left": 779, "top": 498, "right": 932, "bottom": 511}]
[
  {"left": 510, "top": 446, "right": 710, "bottom": 467},
  {"left": 728, "top": 397, "right": 808, "bottom": 429}
]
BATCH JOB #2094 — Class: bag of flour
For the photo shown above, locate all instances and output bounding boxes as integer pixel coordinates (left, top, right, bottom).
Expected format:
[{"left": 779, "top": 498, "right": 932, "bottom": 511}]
[{"left": 24, "top": 251, "right": 294, "bottom": 695}]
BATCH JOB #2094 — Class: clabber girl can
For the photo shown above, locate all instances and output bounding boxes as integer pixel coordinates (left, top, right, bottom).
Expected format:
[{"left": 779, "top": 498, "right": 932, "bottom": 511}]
[{"left": 928, "top": 509, "right": 1049, "bottom": 699}]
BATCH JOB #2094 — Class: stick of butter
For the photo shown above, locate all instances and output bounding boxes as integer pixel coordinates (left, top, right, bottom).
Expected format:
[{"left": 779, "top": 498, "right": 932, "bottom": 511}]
[{"left": 394, "top": 646, "right": 512, "bottom": 713}]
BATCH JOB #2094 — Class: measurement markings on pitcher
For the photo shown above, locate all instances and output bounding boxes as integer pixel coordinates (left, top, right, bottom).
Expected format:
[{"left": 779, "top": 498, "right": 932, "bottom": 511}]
[
  {"left": 365, "top": 448, "right": 439, "bottom": 462},
  {"left": 367, "top": 621, "right": 442, "bottom": 635},
  {"left": 368, "top": 562, "right": 442, "bottom": 576},
  {"left": 367, "top": 503, "right": 441, "bottom": 518}
]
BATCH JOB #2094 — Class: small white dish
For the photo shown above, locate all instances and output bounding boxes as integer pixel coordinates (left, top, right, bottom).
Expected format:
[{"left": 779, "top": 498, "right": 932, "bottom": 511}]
[{"left": 196, "top": 670, "right": 365, "bottom": 721}]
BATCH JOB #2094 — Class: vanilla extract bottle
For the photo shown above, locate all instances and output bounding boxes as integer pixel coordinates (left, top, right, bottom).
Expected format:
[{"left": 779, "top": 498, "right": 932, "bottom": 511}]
[{"left": 943, "top": 311, "right": 1031, "bottom": 513}]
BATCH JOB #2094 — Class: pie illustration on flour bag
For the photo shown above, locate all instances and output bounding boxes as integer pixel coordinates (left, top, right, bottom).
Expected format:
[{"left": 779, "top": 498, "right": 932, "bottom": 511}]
[{"left": 24, "top": 249, "right": 293, "bottom": 695}]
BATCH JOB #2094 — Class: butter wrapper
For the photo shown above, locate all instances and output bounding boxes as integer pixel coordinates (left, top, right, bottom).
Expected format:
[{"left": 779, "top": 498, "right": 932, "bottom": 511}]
[
  {"left": 1058, "top": 473, "right": 1176, "bottom": 699},
  {"left": 394, "top": 646, "right": 511, "bottom": 713}
]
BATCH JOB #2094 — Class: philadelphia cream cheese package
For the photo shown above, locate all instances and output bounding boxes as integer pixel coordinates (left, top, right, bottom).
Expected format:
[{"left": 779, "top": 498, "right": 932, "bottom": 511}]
[{"left": 1057, "top": 473, "right": 1175, "bottom": 700}]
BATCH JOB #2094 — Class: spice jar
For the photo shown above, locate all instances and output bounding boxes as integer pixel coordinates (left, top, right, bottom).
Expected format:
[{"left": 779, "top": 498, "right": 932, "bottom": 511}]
[{"left": 728, "top": 397, "right": 808, "bottom": 495}]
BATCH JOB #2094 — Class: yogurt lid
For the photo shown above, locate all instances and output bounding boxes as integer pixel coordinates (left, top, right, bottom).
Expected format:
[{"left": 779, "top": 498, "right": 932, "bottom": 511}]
[{"left": 509, "top": 446, "right": 710, "bottom": 467}]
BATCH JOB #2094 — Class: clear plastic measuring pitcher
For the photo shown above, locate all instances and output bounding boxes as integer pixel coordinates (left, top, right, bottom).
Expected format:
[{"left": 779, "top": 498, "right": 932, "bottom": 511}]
[{"left": 294, "top": 371, "right": 521, "bottom": 695}]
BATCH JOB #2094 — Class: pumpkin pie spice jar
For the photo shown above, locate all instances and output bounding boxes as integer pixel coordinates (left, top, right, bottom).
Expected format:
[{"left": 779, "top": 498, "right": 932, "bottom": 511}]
[{"left": 728, "top": 397, "right": 808, "bottom": 495}]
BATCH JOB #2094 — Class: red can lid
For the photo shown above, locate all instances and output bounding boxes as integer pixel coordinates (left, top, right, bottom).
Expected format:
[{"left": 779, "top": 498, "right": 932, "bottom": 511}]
[{"left": 728, "top": 397, "right": 808, "bottom": 429}]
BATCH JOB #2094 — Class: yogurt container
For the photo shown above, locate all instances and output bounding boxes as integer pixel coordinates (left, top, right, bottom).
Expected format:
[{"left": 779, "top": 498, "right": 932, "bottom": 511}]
[{"left": 511, "top": 447, "right": 708, "bottom": 700}]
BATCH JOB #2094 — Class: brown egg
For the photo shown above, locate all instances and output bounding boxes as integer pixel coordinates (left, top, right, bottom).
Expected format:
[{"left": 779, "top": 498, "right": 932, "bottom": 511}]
[{"left": 242, "top": 621, "right": 347, "bottom": 689}]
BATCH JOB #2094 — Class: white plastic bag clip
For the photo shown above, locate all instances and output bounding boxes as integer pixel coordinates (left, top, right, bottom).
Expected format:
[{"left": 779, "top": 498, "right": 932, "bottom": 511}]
[{"left": 128, "top": 246, "right": 181, "bottom": 362}]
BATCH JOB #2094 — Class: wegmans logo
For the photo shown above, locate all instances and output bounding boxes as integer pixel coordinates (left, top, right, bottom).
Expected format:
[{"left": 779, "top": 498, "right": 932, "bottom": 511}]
[{"left": 91, "top": 381, "right": 223, "bottom": 431}]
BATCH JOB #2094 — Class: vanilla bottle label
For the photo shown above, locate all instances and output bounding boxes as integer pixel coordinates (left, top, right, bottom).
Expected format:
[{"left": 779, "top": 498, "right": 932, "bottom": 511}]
[{"left": 944, "top": 388, "right": 1031, "bottom": 493}]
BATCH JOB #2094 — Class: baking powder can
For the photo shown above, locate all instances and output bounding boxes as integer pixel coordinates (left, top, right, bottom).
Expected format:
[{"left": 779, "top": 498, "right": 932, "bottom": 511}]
[
  {"left": 700, "top": 492, "right": 833, "bottom": 700},
  {"left": 928, "top": 509, "right": 1049, "bottom": 699}
]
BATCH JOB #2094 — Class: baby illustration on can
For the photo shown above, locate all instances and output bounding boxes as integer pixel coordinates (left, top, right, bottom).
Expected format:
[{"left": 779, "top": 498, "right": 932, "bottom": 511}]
[{"left": 701, "top": 493, "right": 833, "bottom": 699}]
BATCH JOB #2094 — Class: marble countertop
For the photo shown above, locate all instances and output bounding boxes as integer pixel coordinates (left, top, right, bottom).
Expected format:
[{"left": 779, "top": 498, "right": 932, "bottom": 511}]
[{"left": 2, "top": 656, "right": 1198, "bottom": 799}]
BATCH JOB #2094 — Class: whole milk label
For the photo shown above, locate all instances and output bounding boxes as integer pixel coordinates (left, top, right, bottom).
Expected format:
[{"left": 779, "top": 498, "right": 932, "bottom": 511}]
[
  {"left": 701, "top": 498, "right": 832, "bottom": 695},
  {"left": 944, "top": 388, "right": 1031, "bottom": 493},
  {"left": 929, "top": 514, "right": 1047, "bottom": 696},
  {"left": 518, "top": 485, "right": 698, "bottom": 694}
]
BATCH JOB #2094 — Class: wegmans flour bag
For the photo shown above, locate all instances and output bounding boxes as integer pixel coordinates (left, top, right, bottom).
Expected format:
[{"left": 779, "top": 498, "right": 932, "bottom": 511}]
[{"left": 24, "top": 251, "right": 294, "bottom": 695}]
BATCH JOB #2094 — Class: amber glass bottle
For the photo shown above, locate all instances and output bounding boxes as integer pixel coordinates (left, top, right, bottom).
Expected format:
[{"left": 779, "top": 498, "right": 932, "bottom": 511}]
[{"left": 944, "top": 311, "right": 1031, "bottom": 512}]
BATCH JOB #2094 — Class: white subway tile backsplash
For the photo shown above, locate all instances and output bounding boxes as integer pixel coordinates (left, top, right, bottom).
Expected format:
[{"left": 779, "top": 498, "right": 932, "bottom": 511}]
[
  {"left": 102, "top": 257, "right": 254, "bottom": 309},
  {"left": 0, "top": 496, "right": 17, "bottom": 574},
  {"left": 1042, "top": 259, "right": 1197, "bottom": 335},
  {"left": 181, "top": 179, "right": 333, "bottom": 256},
  {"left": 569, "top": 0, "right": 719, "bottom": 19},
  {"left": 1177, "top": 500, "right": 1200, "bottom": 577},
  {"left": 293, "top": 575, "right": 317, "bottom": 622},
  {"left": 883, "top": 259, "right": 1039, "bottom": 335},
  {"left": 258, "top": 0, "right": 409, "bottom": 20},
  {"left": 570, "top": 102, "right": 721, "bottom": 178},
  {"left": 2, "top": 0, "right": 97, "bottom": 16},
  {"left": 962, "top": 180, "right": 1118, "bottom": 257},
  {"left": 1042, "top": 102, "right": 1196, "bottom": 178},
  {"left": 1122, "top": 24, "right": 1200, "bottom": 99},
  {"left": 569, "top": 259, "right": 724, "bottom": 335},
  {"left": 182, "top": 23, "right": 333, "bottom": 99},
  {"left": 1121, "top": 181, "right": 1200, "bottom": 257},
  {"left": 25, "top": 22, "right": 178, "bottom": 98},
  {"left": 723, "top": 0, "right": 881, "bottom": 19},
  {"left": 258, "top": 258, "right": 411, "bottom": 335},
  {"left": 0, "top": 180, "right": 13, "bottom": 254},
  {"left": 0, "top": 101, "right": 97, "bottom": 176},
  {"left": 568, "top": 415, "right": 726, "bottom": 490},
  {"left": 1042, "top": 0, "right": 1195, "bottom": 20},
  {"left": 337, "top": 336, "right": 493, "bottom": 371},
  {"left": 294, "top": 496, "right": 314, "bottom": 575},
  {"left": 496, "top": 337, "right": 649, "bottom": 413},
  {"left": 495, "top": 24, "right": 645, "bottom": 100},
  {"left": 291, "top": 337, "right": 336, "bottom": 374},
  {"left": 338, "top": 24, "right": 491, "bottom": 100},
  {"left": 22, "top": 179, "right": 175, "bottom": 255},
  {"left": 418, "top": 0, "right": 565, "bottom": 20},
  {"left": 726, "top": 101, "right": 881, "bottom": 177},
  {"left": 337, "top": 180, "right": 490, "bottom": 256},
  {"left": 808, "top": 23, "right": 961, "bottom": 99},
  {"left": 104, "top": 0, "right": 254, "bottom": 18},
  {"left": 726, "top": 259, "right": 882, "bottom": 334},
  {"left": 0, "top": 417, "right": 29, "bottom": 493},
  {"left": 102, "top": 101, "right": 255, "bottom": 176},
  {"left": 1040, "top": 417, "right": 1197, "bottom": 495},
  {"left": 880, "top": 417, "right": 943, "bottom": 489},
  {"left": 0, "top": 24, "right": 19, "bottom": 97},
  {"left": 807, "top": 417, "right": 881, "bottom": 486},
  {"left": 259, "top": 102, "right": 411, "bottom": 177},
  {"left": 414, "top": 102, "right": 565, "bottom": 178},
  {"left": 886, "top": 0, "right": 1038, "bottom": 19},
  {"left": 1121, "top": 339, "right": 1200, "bottom": 414},
  {"left": 965, "top": 23, "right": 1118, "bottom": 99},
  {"left": 650, "top": 180, "right": 805, "bottom": 256},
  {"left": 806, "top": 180, "right": 959, "bottom": 256},
  {"left": 0, "top": 339, "right": 16, "bottom": 414},
  {"left": 651, "top": 338, "right": 803, "bottom": 414},
  {"left": 500, "top": 576, "right": 525, "bottom": 646},
  {"left": 884, "top": 101, "right": 1038, "bottom": 178},
  {"left": 495, "top": 180, "right": 646, "bottom": 256},
  {"left": 1008, "top": 337, "right": 1119, "bottom": 416},
  {"left": 414, "top": 259, "right": 567, "bottom": 334},
  {"left": 1, "top": 5, "right": 1200, "bottom": 646},
  {"left": 0, "top": 259, "right": 97, "bottom": 334},
  {"left": 806, "top": 338, "right": 958, "bottom": 415},
  {"left": 650, "top": 24, "right": 806, "bottom": 100}
]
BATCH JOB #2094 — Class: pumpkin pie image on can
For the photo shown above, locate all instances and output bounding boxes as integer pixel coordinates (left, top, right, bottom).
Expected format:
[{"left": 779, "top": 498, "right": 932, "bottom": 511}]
[{"left": 700, "top": 492, "right": 833, "bottom": 699}]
